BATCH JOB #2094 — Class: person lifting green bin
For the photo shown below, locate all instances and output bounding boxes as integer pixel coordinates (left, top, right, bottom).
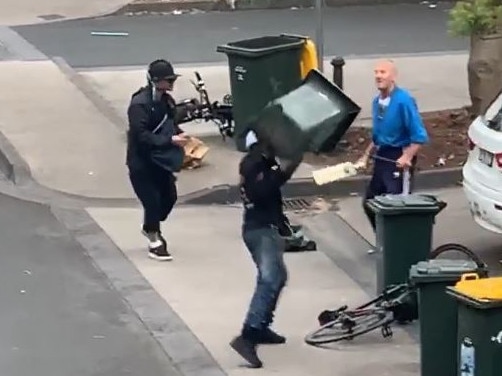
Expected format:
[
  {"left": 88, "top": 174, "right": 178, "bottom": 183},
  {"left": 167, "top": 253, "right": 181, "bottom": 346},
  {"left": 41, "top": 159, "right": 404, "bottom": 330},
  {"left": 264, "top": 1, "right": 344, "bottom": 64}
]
[
  {"left": 409, "top": 259, "right": 488, "bottom": 376},
  {"left": 217, "top": 34, "right": 318, "bottom": 152},
  {"left": 446, "top": 275, "right": 502, "bottom": 376},
  {"left": 365, "top": 194, "right": 446, "bottom": 294}
]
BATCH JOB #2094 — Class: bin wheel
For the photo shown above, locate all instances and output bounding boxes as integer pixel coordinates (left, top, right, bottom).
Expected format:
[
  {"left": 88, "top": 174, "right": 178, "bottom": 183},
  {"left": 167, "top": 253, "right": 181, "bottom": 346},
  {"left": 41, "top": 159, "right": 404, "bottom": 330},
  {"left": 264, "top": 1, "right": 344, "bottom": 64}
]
[
  {"left": 304, "top": 240, "right": 317, "bottom": 251},
  {"left": 429, "top": 243, "right": 487, "bottom": 270},
  {"left": 381, "top": 324, "right": 393, "bottom": 338},
  {"left": 304, "top": 308, "right": 394, "bottom": 346},
  {"left": 222, "top": 94, "right": 232, "bottom": 105}
]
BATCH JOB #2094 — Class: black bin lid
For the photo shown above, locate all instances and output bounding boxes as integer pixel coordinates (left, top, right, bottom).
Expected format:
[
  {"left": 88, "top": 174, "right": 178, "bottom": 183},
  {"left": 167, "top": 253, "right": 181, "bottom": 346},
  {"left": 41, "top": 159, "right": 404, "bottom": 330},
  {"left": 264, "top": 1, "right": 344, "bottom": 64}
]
[
  {"left": 410, "top": 259, "right": 481, "bottom": 284},
  {"left": 373, "top": 194, "right": 440, "bottom": 208}
]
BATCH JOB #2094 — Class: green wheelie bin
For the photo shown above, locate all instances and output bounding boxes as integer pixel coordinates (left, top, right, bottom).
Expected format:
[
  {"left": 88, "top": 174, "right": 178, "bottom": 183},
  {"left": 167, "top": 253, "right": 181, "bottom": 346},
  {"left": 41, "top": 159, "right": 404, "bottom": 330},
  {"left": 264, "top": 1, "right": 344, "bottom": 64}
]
[
  {"left": 409, "top": 259, "right": 488, "bottom": 376},
  {"left": 249, "top": 69, "right": 361, "bottom": 160},
  {"left": 447, "top": 275, "right": 502, "bottom": 376},
  {"left": 217, "top": 35, "right": 305, "bottom": 152},
  {"left": 365, "top": 194, "right": 446, "bottom": 294}
]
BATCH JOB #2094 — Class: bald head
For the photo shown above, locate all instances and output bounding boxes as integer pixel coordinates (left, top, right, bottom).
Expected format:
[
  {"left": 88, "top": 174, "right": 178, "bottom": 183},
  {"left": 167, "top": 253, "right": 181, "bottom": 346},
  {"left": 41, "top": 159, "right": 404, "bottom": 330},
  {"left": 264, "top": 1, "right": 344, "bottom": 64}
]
[{"left": 374, "top": 59, "right": 397, "bottom": 94}]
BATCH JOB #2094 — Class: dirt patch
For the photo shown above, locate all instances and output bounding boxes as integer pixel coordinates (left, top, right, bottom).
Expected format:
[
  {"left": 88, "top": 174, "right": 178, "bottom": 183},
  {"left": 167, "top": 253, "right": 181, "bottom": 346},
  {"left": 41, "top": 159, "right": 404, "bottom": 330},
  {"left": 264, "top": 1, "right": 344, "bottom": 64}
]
[{"left": 303, "top": 107, "right": 474, "bottom": 174}]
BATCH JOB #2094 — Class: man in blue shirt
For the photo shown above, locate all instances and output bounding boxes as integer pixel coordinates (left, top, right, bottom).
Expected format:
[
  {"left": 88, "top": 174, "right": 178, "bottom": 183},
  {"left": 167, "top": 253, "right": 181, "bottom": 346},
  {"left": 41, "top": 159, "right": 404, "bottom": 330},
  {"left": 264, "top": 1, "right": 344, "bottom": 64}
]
[{"left": 357, "top": 60, "right": 429, "bottom": 231}]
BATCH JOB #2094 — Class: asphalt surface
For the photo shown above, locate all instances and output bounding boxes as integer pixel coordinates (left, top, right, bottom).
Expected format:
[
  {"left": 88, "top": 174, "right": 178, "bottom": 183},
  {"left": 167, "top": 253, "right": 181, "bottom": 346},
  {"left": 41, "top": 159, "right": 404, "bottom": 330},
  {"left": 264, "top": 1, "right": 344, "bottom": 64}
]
[
  {"left": 12, "top": 3, "right": 468, "bottom": 68},
  {"left": 0, "top": 192, "right": 180, "bottom": 376},
  {"left": 0, "top": 40, "right": 13, "bottom": 60}
]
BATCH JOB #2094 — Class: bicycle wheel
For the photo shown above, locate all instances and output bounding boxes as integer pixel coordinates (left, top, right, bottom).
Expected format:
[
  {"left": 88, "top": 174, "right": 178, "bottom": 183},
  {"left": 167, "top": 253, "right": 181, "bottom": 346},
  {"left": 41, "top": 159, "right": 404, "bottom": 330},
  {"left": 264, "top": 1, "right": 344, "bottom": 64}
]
[
  {"left": 305, "top": 308, "right": 394, "bottom": 346},
  {"left": 429, "top": 243, "right": 487, "bottom": 269}
]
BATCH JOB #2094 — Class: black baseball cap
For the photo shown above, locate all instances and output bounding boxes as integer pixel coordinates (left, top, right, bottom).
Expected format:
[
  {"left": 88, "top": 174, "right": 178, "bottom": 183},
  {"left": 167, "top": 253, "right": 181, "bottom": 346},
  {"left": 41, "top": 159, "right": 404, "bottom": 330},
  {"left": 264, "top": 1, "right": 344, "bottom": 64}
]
[{"left": 148, "top": 59, "right": 180, "bottom": 82}]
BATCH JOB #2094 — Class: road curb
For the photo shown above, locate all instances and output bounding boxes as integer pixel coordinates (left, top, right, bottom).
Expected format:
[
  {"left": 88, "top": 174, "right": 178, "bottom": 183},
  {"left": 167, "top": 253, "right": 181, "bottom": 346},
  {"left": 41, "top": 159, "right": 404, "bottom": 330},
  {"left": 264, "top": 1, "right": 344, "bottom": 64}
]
[
  {"left": 0, "top": 130, "right": 32, "bottom": 185},
  {"left": 52, "top": 56, "right": 126, "bottom": 132},
  {"left": 0, "top": 128, "right": 139, "bottom": 208},
  {"left": 51, "top": 206, "right": 228, "bottom": 376},
  {"left": 0, "top": 125, "right": 463, "bottom": 206},
  {"left": 181, "top": 166, "right": 463, "bottom": 205},
  {"left": 112, "top": 0, "right": 455, "bottom": 14}
]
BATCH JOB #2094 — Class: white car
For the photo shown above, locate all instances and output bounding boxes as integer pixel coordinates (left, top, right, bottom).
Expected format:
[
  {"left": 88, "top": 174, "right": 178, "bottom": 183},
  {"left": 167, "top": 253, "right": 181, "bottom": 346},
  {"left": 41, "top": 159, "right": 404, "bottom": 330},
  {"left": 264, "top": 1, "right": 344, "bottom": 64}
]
[{"left": 463, "top": 91, "right": 502, "bottom": 234}]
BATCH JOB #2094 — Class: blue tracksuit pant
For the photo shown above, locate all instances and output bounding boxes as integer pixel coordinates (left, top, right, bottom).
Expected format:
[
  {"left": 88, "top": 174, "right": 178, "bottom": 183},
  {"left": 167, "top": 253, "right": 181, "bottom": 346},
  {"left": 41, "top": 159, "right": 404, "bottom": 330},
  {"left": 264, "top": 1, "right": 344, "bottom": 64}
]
[{"left": 363, "top": 146, "right": 415, "bottom": 231}]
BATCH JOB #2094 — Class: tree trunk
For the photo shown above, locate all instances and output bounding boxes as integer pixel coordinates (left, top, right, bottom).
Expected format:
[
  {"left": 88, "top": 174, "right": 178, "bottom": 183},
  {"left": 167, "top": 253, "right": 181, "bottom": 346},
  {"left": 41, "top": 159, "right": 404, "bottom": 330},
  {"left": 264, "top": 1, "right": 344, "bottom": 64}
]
[{"left": 468, "top": 33, "right": 502, "bottom": 115}]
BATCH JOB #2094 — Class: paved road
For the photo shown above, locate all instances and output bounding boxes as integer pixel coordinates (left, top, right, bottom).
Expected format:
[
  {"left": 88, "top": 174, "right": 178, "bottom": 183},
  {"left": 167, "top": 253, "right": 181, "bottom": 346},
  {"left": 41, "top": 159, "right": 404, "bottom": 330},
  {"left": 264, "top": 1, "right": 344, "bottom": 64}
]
[
  {"left": 0, "top": 41, "right": 13, "bottom": 60},
  {"left": 13, "top": 3, "right": 468, "bottom": 68},
  {"left": 0, "top": 192, "right": 180, "bottom": 376}
]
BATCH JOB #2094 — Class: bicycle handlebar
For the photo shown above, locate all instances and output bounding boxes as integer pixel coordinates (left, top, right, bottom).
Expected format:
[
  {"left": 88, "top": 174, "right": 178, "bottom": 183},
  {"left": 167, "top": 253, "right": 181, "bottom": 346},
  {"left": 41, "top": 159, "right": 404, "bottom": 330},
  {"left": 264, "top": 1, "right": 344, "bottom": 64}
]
[{"left": 177, "top": 71, "right": 234, "bottom": 139}]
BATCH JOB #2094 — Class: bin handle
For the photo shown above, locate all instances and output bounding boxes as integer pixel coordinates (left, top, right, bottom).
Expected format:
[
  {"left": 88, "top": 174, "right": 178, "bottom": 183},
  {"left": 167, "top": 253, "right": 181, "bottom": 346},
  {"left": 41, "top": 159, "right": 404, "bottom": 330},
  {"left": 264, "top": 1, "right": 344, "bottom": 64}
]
[
  {"left": 279, "top": 33, "right": 308, "bottom": 41},
  {"left": 460, "top": 273, "right": 479, "bottom": 282}
]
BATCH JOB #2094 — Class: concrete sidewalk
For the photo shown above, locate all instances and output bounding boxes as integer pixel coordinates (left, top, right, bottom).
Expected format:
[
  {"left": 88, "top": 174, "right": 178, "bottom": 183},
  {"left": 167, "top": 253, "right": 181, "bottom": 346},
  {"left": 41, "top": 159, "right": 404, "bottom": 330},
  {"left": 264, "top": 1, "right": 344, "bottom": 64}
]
[
  {"left": 0, "top": 59, "right": 313, "bottom": 200},
  {"left": 80, "top": 53, "right": 470, "bottom": 132},
  {"left": 0, "top": 53, "right": 469, "bottom": 201},
  {"left": 335, "top": 187, "right": 502, "bottom": 262},
  {"left": 325, "top": 187, "right": 502, "bottom": 275},
  {"left": 0, "top": 60, "right": 134, "bottom": 199},
  {"left": 88, "top": 204, "right": 419, "bottom": 376},
  {"left": 82, "top": 188, "right": 502, "bottom": 376}
]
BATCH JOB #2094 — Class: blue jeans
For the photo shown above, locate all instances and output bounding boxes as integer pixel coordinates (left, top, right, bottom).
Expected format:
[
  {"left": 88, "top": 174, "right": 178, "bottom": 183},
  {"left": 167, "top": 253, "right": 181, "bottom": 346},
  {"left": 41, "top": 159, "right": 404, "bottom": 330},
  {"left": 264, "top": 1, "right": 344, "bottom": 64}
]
[{"left": 242, "top": 226, "right": 288, "bottom": 331}]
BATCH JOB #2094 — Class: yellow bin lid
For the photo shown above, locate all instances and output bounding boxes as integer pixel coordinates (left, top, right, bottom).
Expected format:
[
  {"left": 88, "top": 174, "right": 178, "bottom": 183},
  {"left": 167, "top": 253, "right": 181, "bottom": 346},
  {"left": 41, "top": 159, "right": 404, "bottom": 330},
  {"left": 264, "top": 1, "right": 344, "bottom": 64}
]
[{"left": 453, "top": 273, "right": 502, "bottom": 301}]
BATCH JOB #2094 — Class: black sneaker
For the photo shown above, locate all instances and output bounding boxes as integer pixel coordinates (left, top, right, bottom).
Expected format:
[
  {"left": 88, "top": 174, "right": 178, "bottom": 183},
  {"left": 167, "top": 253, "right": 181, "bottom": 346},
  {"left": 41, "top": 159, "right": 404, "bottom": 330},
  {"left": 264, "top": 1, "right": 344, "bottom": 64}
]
[
  {"left": 230, "top": 335, "right": 262, "bottom": 368},
  {"left": 149, "top": 242, "right": 173, "bottom": 261},
  {"left": 257, "top": 328, "right": 286, "bottom": 344}
]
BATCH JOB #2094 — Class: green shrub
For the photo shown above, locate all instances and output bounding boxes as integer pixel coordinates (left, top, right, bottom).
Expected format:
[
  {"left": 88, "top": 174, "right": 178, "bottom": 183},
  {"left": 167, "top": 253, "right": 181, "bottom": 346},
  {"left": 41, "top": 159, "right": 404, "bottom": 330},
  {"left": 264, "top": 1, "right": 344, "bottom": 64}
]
[{"left": 448, "top": 0, "right": 502, "bottom": 37}]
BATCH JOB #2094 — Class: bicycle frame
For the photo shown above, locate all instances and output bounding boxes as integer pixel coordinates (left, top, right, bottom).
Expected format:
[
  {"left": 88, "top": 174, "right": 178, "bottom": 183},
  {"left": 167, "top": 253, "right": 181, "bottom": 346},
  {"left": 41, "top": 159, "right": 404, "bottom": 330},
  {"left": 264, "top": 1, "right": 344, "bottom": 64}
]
[{"left": 317, "top": 283, "right": 411, "bottom": 326}]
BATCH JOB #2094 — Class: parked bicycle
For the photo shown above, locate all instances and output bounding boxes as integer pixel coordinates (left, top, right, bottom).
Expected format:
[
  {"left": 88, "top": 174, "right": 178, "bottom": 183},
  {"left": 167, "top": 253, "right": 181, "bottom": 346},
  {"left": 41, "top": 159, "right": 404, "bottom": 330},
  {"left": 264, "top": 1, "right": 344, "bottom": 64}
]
[{"left": 177, "top": 71, "right": 234, "bottom": 140}]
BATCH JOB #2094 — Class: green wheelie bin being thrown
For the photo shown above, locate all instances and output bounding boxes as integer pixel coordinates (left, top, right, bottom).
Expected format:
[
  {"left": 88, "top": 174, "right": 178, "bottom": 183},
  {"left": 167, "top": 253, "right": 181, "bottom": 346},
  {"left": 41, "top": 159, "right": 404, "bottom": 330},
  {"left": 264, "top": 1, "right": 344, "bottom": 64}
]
[
  {"left": 409, "top": 259, "right": 488, "bottom": 376},
  {"left": 217, "top": 35, "right": 305, "bottom": 152},
  {"left": 365, "top": 194, "right": 447, "bottom": 294},
  {"left": 447, "top": 275, "right": 502, "bottom": 376},
  {"left": 247, "top": 69, "right": 361, "bottom": 160}
]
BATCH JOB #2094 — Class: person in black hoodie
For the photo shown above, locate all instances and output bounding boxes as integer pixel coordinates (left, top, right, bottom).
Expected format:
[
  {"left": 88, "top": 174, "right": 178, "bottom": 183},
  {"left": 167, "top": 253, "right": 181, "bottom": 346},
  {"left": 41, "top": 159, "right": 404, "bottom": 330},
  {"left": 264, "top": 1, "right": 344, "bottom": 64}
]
[
  {"left": 230, "top": 130, "right": 302, "bottom": 368},
  {"left": 126, "top": 59, "right": 192, "bottom": 261}
]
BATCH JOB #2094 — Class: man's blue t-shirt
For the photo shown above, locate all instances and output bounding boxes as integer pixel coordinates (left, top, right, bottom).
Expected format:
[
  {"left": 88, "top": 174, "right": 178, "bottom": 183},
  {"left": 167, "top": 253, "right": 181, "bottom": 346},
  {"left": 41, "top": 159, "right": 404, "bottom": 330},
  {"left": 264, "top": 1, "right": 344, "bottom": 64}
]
[{"left": 372, "top": 87, "right": 429, "bottom": 148}]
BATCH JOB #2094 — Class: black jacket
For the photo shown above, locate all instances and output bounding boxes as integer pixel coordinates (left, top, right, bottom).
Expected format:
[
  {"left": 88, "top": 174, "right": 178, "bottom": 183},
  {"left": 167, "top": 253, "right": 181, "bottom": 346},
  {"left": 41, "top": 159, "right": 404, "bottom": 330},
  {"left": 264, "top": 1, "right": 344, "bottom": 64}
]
[
  {"left": 126, "top": 86, "right": 184, "bottom": 173},
  {"left": 239, "top": 151, "right": 299, "bottom": 229}
]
